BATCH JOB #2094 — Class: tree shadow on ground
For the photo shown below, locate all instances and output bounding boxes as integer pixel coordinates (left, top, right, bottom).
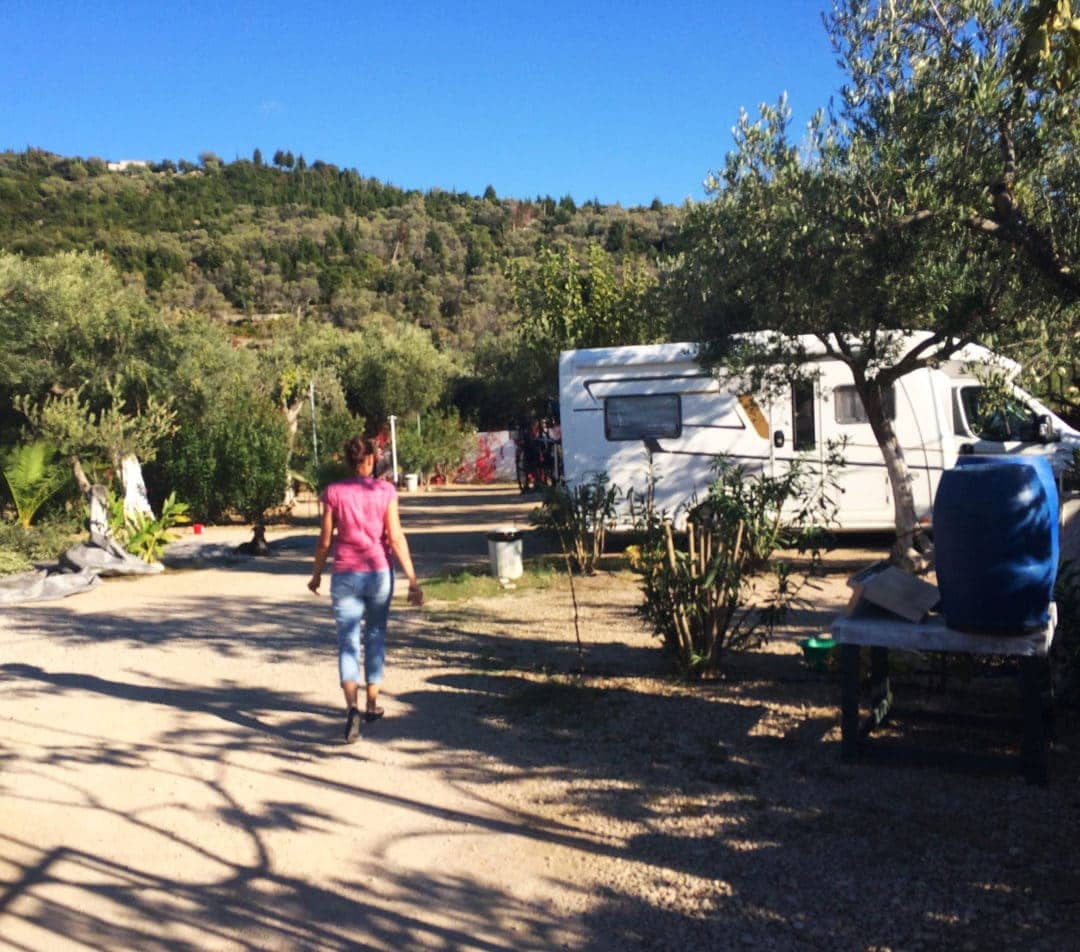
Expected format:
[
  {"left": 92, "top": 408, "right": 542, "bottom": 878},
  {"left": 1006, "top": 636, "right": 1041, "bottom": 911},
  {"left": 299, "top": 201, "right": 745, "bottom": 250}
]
[
  {"left": 0, "top": 833, "right": 580, "bottom": 950},
  {"left": 3, "top": 558, "right": 1079, "bottom": 948}
]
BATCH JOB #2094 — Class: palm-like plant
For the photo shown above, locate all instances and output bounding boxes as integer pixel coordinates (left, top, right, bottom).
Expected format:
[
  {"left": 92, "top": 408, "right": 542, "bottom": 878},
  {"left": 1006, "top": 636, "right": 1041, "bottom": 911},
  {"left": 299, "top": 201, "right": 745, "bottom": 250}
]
[{"left": 1, "top": 440, "right": 67, "bottom": 529}]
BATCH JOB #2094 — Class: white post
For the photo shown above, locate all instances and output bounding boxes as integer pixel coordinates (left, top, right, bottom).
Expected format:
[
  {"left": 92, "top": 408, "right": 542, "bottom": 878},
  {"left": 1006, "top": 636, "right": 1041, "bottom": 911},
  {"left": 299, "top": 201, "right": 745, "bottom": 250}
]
[
  {"left": 389, "top": 415, "right": 399, "bottom": 484},
  {"left": 309, "top": 380, "right": 318, "bottom": 465}
]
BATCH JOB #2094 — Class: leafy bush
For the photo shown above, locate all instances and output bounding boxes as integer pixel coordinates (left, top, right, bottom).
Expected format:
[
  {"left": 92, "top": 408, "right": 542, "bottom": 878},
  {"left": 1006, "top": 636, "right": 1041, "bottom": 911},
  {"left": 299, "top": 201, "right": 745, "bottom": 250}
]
[
  {"left": 0, "top": 513, "right": 83, "bottom": 575},
  {"left": 635, "top": 458, "right": 834, "bottom": 677},
  {"left": 530, "top": 472, "right": 619, "bottom": 574},
  {"left": 154, "top": 393, "right": 289, "bottom": 524},
  {"left": 394, "top": 409, "right": 476, "bottom": 485},
  {"left": 310, "top": 457, "right": 351, "bottom": 493},
  {"left": 296, "top": 405, "right": 365, "bottom": 491},
  {"left": 108, "top": 490, "right": 190, "bottom": 562},
  {"left": 1, "top": 440, "right": 69, "bottom": 529}
]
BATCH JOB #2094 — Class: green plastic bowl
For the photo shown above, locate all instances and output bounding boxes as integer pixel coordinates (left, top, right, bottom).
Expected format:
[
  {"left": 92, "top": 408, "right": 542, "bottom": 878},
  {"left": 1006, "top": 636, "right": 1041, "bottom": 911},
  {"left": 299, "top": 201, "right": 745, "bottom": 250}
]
[{"left": 799, "top": 636, "right": 836, "bottom": 670}]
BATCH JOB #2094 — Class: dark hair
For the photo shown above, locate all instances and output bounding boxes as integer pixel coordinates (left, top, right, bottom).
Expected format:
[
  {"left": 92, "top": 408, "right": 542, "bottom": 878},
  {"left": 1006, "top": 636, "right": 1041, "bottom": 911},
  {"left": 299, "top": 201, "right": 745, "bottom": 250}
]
[{"left": 343, "top": 436, "right": 378, "bottom": 470}]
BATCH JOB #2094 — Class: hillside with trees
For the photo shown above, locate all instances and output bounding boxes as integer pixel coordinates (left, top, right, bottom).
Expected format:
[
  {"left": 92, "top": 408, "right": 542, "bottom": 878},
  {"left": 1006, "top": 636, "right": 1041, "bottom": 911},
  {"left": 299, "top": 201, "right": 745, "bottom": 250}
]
[
  {"left": 0, "top": 148, "right": 679, "bottom": 354},
  {"left": 0, "top": 148, "right": 680, "bottom": 557}
]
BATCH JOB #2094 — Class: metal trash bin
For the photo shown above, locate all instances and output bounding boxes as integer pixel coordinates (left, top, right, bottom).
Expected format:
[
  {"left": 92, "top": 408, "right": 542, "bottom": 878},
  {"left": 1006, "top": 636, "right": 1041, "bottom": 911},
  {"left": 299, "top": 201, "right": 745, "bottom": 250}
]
[{"left": 487, "top": 527, "right": 523, "bottom": 580}]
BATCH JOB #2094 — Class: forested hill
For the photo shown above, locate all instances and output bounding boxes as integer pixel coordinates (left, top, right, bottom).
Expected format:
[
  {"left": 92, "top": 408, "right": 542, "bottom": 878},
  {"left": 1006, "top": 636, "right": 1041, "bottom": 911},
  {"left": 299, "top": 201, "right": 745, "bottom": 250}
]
[{"left": 0, "top": 148, "right": 682, "bottom": 352}]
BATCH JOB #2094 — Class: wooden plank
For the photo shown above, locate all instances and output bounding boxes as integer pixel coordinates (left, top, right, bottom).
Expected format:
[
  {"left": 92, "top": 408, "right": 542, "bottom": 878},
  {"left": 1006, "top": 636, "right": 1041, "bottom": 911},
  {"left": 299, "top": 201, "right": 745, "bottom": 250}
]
[
  {"left": 831, "top": 607, "right": 1054, "bottom": 658},
  {"left": 846, "top": 562, "right": 939, "bottom": 623}
]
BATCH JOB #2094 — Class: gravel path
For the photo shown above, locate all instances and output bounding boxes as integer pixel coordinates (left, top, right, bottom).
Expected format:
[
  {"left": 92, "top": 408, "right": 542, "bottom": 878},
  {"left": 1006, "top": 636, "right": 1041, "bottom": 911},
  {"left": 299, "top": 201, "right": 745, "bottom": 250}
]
[{"left": 0, "top": 485, "right": 1077, "bottom": 950}]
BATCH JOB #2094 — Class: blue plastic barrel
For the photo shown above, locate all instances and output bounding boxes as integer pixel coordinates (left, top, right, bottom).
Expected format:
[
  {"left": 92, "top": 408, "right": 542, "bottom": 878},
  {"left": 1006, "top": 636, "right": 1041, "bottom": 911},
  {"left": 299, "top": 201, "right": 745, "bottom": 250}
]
[{"left": 933, "top": 456, "right": 1058, "bottom": 633}]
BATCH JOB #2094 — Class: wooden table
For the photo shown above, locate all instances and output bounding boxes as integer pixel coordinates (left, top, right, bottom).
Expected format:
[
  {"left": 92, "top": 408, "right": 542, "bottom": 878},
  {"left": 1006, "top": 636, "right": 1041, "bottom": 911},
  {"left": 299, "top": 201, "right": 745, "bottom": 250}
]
[{"left": 830, "top": 605, "right": 1056, "bottom": 785}]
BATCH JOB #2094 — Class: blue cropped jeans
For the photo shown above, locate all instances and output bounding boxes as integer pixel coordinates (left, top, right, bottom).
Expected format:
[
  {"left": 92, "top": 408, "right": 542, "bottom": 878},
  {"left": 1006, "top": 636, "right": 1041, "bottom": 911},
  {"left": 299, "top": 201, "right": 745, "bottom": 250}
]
[{"left": 330, "top": 570, "right": 393, "bottom": 685}]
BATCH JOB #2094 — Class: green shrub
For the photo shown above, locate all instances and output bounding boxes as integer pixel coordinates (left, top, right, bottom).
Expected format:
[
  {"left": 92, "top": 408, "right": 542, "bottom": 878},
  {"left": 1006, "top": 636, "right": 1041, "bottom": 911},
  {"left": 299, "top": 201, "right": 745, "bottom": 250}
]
[
  {"left": 394, "top": 409, "right": 476, "bottom": 484},
  {"left": 297, "top": 407, "right": 365, "bottom": 490},
  {"left": 1, "top": 440, "right": 69, "bottom": 529},
  {"left": 635, "top": 457, "right": 834, "bottom": 677},
  {"left": 310, "top": 457, "right": 351, "bottom": 493},
  {"left": 0, "top": 513, "right": 83, "bottom": 575},
  {"left": 108, "top": 490, "right": 190, "bottom": 562},
  {"left": 530, "top": 472, "right": 619, "bottom": 574},
  {"left": 154, "top": 393, "right": 289, "bottom": 524}
]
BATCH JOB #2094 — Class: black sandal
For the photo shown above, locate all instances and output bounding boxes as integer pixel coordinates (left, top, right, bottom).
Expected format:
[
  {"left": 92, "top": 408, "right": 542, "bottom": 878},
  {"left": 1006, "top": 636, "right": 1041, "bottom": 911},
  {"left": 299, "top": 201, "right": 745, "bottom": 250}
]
[{"left": 364, "top": 707, "right": 385, "bottom": 723}]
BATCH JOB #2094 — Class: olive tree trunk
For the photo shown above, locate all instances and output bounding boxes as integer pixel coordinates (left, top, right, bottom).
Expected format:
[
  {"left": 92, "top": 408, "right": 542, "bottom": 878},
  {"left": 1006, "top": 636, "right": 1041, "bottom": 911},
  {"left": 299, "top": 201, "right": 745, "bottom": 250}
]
[{"left": 857, "top": 378, "right": 932, "bottom": 573}]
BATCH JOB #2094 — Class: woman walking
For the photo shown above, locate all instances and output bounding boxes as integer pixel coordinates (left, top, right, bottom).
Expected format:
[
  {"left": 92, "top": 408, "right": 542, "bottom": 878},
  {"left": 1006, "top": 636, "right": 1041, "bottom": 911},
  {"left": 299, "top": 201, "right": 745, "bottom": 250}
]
[{"left": 308, "top": 436, "right": 423, "bottom": 742}]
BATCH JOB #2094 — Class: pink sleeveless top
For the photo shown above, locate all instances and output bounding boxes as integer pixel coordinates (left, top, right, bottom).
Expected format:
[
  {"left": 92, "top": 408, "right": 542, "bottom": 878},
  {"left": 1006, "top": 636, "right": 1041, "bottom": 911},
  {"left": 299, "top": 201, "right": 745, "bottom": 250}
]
[{"left": 321, "top": 477, "right": 397, "bottom": 573}]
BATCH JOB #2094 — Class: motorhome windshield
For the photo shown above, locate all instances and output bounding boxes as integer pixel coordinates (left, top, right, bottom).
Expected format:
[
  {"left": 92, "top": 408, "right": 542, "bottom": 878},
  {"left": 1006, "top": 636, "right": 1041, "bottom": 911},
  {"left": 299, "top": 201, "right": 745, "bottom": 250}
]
[{"left": 957, "top": 386, "right": 1042, "bottom": 441}]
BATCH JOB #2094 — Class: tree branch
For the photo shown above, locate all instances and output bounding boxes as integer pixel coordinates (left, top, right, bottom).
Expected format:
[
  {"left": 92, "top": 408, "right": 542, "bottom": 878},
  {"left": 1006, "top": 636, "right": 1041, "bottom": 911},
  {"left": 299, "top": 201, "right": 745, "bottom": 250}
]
[
  {"left": 879, "top": 332, "right": 973, "bottom": 385},
  {"left": 896, "top": 209, "right": 934, "bottom": 229},
  {"left": 70, "top": 454, "right": 91, "bottom": 494},
  {"left": 966, "top": 203, "right": 1080, "bottom": 300}
]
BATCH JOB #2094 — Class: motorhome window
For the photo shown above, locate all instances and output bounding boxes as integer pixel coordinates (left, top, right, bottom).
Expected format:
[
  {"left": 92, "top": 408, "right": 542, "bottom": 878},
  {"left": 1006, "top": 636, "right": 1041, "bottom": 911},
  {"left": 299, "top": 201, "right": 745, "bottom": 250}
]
[
  {"left": 958, "top": 386, "right": 1040, "bottom": 442},
  {"left": 833, "top": 385, "right": 895, "bottom": 424},
  {"left": 792, "top": 381, "right": 816, "bottom": 450},
  {"left": 604, "top": 394, "right": 681, "bottom": 441}
]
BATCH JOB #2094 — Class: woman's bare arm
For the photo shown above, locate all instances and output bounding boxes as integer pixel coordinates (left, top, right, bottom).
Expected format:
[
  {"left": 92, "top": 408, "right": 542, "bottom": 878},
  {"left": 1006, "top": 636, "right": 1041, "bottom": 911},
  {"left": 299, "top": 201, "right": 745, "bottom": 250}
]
[
  {"left": 385, "top": 497, "right": 423, "bottom": 605},
  {"left": 308, "top": 505, "right": 335, "bottom": 593}
]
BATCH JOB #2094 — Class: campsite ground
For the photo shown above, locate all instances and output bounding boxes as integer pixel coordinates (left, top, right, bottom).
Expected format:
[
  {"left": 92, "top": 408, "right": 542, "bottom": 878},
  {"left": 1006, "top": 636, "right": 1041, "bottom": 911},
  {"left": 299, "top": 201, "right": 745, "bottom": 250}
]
[{"left": 0, "top": 485, "right": 1077, "bottom": 950}]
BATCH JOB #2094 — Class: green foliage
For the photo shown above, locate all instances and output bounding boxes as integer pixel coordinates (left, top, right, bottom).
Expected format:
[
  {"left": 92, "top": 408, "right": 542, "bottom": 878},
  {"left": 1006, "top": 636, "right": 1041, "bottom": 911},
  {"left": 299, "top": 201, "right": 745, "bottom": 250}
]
[
  {"left": 1012, "top": 0, "right": 1080, "bottom": 94},
  {"left": 0, "top": 152, "right": 683, "bottom": 435},
  {"left": 664, "top": 0, "right": 1080, "bottom": 560},
  {"left": 0, "top": 251, "right": 180, "bottom": 452},
  {"left": 530, "top": 472, "right": 619, "bottom": 575},
  {"left": 0, "top": 513, "right": 82, "bottom": 575},
  {"left": 422, "top": 560, "right": 558, "bottom": 602},
  {"left": 394, "top": 408, "right": 476, "bottom": 484},
  {"left": 509, "top": 244, "right": 661, "bottom": 416},
  {"left": 17, "top": 377, "right": 176, "bottom": 472},
  {"left": 0, "top": 150, "right": 679, "bottom": 362},
  {"left": 156, "top": 392, "right": 289, "bottom": 524},
  {"left": 635, "top": 459, "right": 833, "bottom": 677},
  {"left": 108, "top": 490, "right": 190, "bottom": 562},
  {"left": 303, "top": 407, "right": 365, "bottom": 485},
  {"left": 310, "top": 458, "right": 351, "bottom": 493},
  {"left": 511, "top": 239, "right": 660, "bottom": 350},
  {"left": 1, "top": 440, "right": 68, "bottom": 529}
]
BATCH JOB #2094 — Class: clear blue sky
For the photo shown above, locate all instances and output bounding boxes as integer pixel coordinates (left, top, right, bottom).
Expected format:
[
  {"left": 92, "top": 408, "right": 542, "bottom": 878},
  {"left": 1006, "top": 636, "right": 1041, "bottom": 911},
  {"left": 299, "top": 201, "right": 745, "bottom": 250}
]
[{"left": 1, "top": 1, "right": 845, "bottom": 207}]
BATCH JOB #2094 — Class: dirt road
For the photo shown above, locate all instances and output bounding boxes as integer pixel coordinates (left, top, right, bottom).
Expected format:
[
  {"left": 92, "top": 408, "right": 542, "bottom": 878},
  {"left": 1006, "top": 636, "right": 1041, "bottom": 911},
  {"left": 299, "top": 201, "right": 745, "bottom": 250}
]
[
  {"left": 1, "top": 485, "right": 1076, "bottom": 950},
  {"left": 0, "top": 485, "right": 584, "bottom": 951}
]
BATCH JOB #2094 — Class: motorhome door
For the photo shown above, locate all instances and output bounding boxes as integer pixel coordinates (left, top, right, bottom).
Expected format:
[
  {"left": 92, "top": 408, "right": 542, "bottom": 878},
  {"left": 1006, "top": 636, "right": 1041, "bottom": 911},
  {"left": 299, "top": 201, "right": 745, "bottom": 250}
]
[
  {"left": 814, "top": 363, "right": 895, "bottom": 528},
  {"left": 766, "top": 376, "right": 824, "bottom": 505}
]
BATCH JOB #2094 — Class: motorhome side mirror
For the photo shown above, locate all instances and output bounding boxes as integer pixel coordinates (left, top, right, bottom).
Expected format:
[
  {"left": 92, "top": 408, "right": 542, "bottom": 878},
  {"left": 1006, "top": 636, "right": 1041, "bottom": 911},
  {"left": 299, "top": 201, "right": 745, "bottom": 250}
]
[
  {"left": 773, "top": 431, "right": 785, "bottom": 449},
  {"left": 1036, "top": 414, "right": 1057, "bottom": 443}
]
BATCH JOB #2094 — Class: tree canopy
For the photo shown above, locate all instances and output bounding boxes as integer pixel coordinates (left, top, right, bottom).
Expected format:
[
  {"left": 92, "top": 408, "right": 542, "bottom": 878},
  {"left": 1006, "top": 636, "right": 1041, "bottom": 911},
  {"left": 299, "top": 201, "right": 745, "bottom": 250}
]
[{"left": 665, "top": 0, "right": 1079, "bottom": 565}]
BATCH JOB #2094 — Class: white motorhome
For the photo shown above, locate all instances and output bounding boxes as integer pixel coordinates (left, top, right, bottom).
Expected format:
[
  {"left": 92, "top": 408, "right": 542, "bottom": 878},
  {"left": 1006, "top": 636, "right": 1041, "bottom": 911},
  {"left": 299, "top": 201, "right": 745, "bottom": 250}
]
[{"left": 558, "top": 334, "right": 1079, "bottom": 530}]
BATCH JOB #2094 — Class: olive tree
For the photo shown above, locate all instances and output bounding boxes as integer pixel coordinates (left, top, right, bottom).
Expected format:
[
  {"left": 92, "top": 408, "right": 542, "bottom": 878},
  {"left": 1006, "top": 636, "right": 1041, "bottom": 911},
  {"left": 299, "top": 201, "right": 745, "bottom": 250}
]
[
  {"left": 0, "top": 251, "right": 173, "bottom": 428},
  {"left": 667, "top": 0, "right": 1080, "bottom": 568},
  {"left": 503, "top": 242, "right": 660, "bottom": 422}
]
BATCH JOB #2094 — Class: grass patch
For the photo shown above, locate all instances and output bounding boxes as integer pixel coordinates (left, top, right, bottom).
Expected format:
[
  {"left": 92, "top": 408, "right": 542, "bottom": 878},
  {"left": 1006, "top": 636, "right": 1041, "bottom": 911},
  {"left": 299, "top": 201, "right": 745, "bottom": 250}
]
[
  {"left": 0, "top": 515, "right": 82, "bottom": 576},
  {"left": 422, "top": 558, "right": 560, "bottom": 602},
  {"left": 0, "top": 548, "right": 32, "bottom": 575}
]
